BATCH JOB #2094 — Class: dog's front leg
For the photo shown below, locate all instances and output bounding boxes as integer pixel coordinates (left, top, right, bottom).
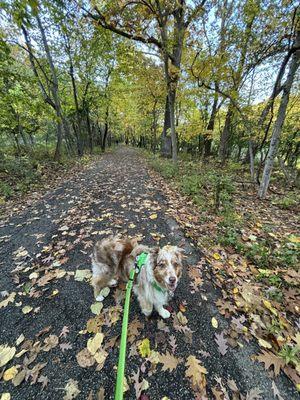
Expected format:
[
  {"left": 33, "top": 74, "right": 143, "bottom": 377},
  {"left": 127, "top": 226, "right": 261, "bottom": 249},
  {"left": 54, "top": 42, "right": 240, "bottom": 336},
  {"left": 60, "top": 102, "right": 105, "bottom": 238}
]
[
  {"left": 156, "top": 305, "right": 171, "bottom": 319},
  {"left": 138, "top": 297, "right": 153, "bottom": 317}
]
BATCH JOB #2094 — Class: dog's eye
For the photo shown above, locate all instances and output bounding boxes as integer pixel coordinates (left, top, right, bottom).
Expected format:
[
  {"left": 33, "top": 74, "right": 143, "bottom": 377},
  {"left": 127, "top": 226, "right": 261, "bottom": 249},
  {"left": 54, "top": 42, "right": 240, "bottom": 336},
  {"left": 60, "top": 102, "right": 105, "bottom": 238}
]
[{"left": 158, "top": 262, "right": 166, "bottom": 268}]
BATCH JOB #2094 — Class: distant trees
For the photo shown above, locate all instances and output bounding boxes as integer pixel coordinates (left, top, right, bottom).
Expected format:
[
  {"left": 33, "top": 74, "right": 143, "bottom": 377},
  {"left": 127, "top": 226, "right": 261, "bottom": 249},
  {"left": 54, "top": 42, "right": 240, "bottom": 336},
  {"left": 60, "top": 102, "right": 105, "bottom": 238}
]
[{"left": 0, "top": 0, "right": 299, "bottom": 198}]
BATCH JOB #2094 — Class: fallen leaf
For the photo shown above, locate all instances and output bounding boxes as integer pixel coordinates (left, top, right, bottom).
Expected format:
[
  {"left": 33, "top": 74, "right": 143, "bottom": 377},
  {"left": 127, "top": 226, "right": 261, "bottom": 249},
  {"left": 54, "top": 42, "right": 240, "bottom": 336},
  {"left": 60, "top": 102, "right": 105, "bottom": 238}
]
[
  {"left": 38, "top": 375, "right": 49, "bottom": 389},
  {"left": 214, "top": 332, "right": 228, "bottom": 356},
  {"left": 158, "top": 351, "right": 180, "bottom": 372},
  {"left": 0, "top": 292, "right": 16, "bottom": 309},
  {"left": 185, "top": 355, "right": 207, "bottom": 392},
  {"left": 271, "top": 381, "right": 284, "bottom": 400},
  {"left": 246, "top": 387, "right": 262, "bottom": 400},
  {"left": 138, "top": 338, "right": 151, "bottom": 358},
  {"left": 0, "top": 345, "right": 16, "bottom": 368},
  {"left": 3, "top": 366, "right": 18, "bottom": 381},
  {"left": 258, "top": 338, "right": 272, "bottom": 349},
  {"left": 22, "top": 305, "right": 33, "bottom": 314},
  {"left": 63, "top": 379, "right": 81, "bottom": 400},
  {"left": 211, "top": 317, "right": 218, "bottom": 328},
  {"left": 97, "top": 387, "right": 105, "bottom": 400},
  {"left": 43, "top": 335, "right": 59, "bottom": 351},
  {"left": 74, "top": 269, "right": 92, "bottom": 281},
  {"left": 59, "top": 326, "right": 69, "bottom": 338},
  {"left": 0, "top": 394, "right": 11, "bottom": 400},
  {"left": 87, "top": 333, "right": 104, "bottom": 355},
  {"left": 176, "top": 311, "right": 188, "bottom": 325},
  {"left": 90, "top": 302, "right": 103, "bottom": 315},
  {"left": 76, "top": 348, "right": 95, "bottom": 368},
  {"left": 12, "top": 369, "right": 26, "bottom": 386},
  {"left": 16, "top": 334, "right": 25, "bottom": 346},
  {"left": 149, "top": 213, "right": 157, "bottom": 219},
  {"left": 60, "top": 342, "right": 73, "bottom": 352},
  {"left": 256, "top": 350, "right": 285, "bottom": 376}
]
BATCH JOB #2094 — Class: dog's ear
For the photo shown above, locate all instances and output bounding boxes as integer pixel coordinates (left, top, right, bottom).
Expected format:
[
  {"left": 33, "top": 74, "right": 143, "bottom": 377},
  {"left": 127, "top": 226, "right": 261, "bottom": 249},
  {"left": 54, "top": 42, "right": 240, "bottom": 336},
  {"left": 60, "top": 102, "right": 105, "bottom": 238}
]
[
  {"left": 175, "top": 247, "right": 187, "bottom": 260},
  {"left": 130, "top": 237, "right": 139, "bottom": 247}
]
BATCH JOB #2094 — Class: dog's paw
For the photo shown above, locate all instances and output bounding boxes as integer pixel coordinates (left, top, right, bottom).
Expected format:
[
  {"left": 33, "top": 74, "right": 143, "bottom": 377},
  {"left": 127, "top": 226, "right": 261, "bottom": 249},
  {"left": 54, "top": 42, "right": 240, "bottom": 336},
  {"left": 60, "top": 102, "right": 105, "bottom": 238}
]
[
  {"left": 108, "top": 278, "right": 118, "bottom": 287},
  {"left": 159, "top": 308, "right": 171, "bottom": 319},
  {"left": 142, "top": 308, "right": 153, "bottom": 317},
  {"left": 96, "top": 294, "right": 104, "bottom": 302}
]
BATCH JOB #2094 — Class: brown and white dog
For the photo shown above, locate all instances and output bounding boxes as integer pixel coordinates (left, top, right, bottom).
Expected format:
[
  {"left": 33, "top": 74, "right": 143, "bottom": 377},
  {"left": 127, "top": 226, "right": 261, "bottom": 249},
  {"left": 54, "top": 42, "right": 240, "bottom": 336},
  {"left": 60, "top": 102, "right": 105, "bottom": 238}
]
[{"left": 91, "top": 235, "right": 184, "bottom": 318}]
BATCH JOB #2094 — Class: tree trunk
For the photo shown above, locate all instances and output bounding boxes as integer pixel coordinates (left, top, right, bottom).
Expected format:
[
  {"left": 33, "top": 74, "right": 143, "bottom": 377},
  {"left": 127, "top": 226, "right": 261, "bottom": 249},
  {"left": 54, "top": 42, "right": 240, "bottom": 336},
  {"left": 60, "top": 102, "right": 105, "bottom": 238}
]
[
  {"left": 168, "top": 87, "right": 178, "bottom": 162},
  {"left": 258, "top": 29, "right": 300, "bottom": 198},
  {"left": 161, "top": 96, "right": 172, "bottom": 157},
  {"left": 102, "top": 105, "right": 109, "bottom": 151},
  {"left": 219, "top": 104, "right": 233, "bottom": 164},
  {"left": 204, "top": 91, "right": 218, "bottom": 157},
  {"left": 36, "top": 14, "right": 64, "bottom": 161}
]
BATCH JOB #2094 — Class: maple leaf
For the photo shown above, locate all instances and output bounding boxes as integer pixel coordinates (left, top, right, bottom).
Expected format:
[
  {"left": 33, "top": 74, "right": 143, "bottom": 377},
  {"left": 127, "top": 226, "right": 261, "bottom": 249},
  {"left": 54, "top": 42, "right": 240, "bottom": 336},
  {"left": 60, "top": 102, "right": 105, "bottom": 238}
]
[
  {"left": 60, "top": 342, "right": 73, "bottom": 353},
  {"left": 158, "top": 351, "right": 180, "bottom": 372},
  {"left": 185, "top": 355, "right": 207, "bottom": 391},
  {"left": 256, "top": 350, "right": 285, "bottom": 376},
  {"left": 214, "top": 332, "right": 228, "bottom": 356}
]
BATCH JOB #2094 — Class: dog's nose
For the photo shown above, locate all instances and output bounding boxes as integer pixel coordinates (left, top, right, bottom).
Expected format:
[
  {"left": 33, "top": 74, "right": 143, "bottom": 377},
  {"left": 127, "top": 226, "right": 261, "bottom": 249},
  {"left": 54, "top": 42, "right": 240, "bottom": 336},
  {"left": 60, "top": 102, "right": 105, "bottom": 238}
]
[{"left": 169, "top": 276, "right": 176, "bottom": 284}]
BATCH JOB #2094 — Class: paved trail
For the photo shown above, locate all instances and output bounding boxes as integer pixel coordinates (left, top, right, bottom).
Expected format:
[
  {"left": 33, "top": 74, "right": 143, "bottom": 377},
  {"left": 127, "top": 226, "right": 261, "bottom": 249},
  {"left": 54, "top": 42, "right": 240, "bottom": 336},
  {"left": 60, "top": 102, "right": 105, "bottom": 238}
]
[{"left": 0, "top": 147, "right": 297, "bottom": 399}]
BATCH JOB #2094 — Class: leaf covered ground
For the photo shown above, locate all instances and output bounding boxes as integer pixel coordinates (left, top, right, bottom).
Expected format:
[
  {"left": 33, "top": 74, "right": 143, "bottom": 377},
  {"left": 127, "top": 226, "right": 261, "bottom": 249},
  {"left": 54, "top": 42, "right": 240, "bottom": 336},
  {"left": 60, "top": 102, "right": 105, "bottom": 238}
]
[{"left": 0, "top": 147, "right": 299, "bottom": 400}]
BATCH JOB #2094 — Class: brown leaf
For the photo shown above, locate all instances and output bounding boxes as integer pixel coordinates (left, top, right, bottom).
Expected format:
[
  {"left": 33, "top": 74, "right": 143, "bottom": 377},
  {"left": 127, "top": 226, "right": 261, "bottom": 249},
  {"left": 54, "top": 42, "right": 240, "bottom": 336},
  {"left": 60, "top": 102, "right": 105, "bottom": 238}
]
[
  {"left": 97, "top": 387, "right": 105, "bottom": 400},
  {"left": 76, "top": 348, "right": 95, "bottom": 368},
  {"left": 43, "top": 335, "right": 59, "bottom": 352},
  {"left": 158, "top": 351, "right": 180, "bottom": 372},
  {"left": 185, "top": 355, "right": 207, "bottom": 392},
  {"left": 256, "top": 350, "right": 284, "bottom": 376},
  {"left": 214, "top": 332, "right": 228, "bottom": 356}
]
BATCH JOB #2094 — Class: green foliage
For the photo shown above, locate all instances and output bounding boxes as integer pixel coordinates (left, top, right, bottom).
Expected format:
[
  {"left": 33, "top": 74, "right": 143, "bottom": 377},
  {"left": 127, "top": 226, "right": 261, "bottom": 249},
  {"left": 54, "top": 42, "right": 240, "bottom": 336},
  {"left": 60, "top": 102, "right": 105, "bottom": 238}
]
[{"left": 278, "top": 344, "right": 300, "bottom": 367}]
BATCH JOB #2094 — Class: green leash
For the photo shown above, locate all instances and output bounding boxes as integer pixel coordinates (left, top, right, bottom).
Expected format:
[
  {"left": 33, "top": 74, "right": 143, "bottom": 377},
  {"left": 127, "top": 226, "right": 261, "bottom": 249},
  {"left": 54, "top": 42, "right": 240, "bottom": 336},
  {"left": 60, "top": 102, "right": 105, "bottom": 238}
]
[{"left": 114, "top": 252, "right": 149, "bottom": 400}]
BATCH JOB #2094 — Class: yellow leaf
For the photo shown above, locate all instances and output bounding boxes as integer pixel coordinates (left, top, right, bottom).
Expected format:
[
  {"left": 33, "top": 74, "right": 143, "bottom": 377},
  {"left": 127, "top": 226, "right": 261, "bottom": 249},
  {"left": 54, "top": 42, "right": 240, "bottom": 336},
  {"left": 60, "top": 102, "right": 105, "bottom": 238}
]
[
  {"left": 211, "top": 317, "right": 218, "bottom": 329},
  {"left": 138, "top": 338, "right": 151, "bottom": 357},
  {"left": 129, "top": 223, "right": 136, "bottom": 228},
  {"left": 1, "top": 394, "right": 11, "bottom": 400},
  {"left": 177, "top": 311, "right": 188, "bottom": 325},
  {"left": 263, "top": 300, "right": 277, "bottom": 316},
  {"left": 87, "top": 333, "right": 104, "bottom": 355},
  {"left": 289, "top": 236, "right": 300, "bottom": 243},
  {"left": 22, "top": 306, "right": 33, "bottom": 314},
  {"left": 213, "top": 253, "right": 220, "bottom": 260},
  {"left": 149, "top": 213, "right": 157, "bottom": 220},
  {"left": 123, "top": 376, "right": 129, "bottom": 393},
  {"left": 0, "top": 345, "right": 16, "bottom": 368},
  {"left": 258, "top": 338, "right": 272, "bottom": 349},
  {"left": 233, "top": 287, "right": 239, "bottom": 294},
  {"left": 3, "top": 366, "right": 18, "bottom": 381}
]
